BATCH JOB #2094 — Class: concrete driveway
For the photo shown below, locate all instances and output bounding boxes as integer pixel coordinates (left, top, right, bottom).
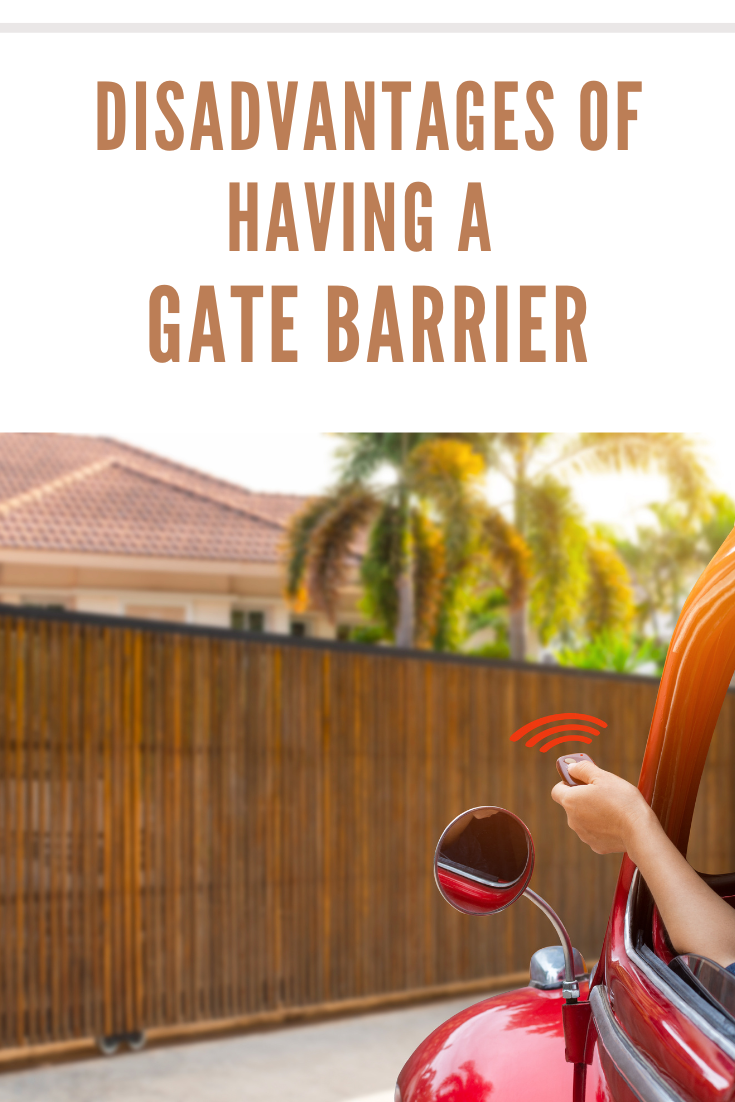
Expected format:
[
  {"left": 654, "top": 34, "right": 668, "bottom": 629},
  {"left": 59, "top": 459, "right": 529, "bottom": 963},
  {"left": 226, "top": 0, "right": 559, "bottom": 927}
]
[{"left": 0, "top": 990, "right": 505, "bottom": 1102}]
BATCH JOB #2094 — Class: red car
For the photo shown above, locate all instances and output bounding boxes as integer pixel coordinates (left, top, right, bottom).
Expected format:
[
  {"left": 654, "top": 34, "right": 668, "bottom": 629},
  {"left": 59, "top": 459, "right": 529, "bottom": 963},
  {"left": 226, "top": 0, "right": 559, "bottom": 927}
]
[{"left": 396, "top": 529, "right": 735, "bottom": 1101}]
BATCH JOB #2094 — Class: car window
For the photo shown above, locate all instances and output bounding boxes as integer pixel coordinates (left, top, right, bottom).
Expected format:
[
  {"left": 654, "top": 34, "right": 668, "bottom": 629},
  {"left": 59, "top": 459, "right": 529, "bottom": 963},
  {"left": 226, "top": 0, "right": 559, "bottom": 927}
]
[
  {"left": 629, "top": 871, "right": 735, "bottom": 1044},
  {"left": 671, "top": 954, "right": 735, "bottom": 1024},
  {"left": 637, "top": 939, "right": 735, "bottom": 1043}
]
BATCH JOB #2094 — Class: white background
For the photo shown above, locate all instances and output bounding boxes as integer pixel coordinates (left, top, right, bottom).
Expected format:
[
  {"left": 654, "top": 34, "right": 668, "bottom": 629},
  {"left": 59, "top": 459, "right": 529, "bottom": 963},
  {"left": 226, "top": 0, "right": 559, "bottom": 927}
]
[{"left": 0, "top": 10, "right": 732, "bottom": 432}]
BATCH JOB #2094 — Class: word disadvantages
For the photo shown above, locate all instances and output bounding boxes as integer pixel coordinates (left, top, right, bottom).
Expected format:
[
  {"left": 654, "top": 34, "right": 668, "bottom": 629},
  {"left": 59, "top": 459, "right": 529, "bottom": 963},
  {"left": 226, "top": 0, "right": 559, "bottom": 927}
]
[{"left": 96, "top": 79, "right": 642, "bottom": 365}]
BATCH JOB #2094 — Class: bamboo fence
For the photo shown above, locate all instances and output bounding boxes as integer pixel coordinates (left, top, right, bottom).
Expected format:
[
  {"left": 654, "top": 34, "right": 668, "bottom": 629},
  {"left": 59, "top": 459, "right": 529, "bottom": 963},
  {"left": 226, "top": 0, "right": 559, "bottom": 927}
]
[{"left": 0, "top": 607, "right": 731, "bottom": 1051}]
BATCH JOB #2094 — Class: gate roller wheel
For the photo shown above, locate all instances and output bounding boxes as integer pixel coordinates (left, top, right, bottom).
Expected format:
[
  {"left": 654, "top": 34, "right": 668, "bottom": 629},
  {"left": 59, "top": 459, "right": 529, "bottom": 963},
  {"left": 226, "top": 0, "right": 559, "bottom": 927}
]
[{"left": 97, "top": 1036, "right": 120, "bottom": 1056}]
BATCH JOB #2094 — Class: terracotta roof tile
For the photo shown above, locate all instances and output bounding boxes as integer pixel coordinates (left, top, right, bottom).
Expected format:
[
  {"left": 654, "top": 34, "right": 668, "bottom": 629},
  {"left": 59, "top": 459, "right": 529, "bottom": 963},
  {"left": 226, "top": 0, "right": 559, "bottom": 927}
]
[{"left": 0, "top": 434, "right": 309, "bottom": 563}]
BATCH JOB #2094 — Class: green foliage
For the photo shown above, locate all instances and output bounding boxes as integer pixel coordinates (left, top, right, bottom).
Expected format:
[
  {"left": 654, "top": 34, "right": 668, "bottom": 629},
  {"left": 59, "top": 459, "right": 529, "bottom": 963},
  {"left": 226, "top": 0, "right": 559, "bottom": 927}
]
[
  {"left": 584, "top": 536, "right": 634, "bottom": 638},
  {"left": 463, "top": 587, "right": 511, "bottom": 659},
  {"left": 465, "top": 586, "right": 508, "bottom": 631},
  {"left": 521, "top": 483, "right": 634, "bottom": 648},
  {"left": 332, "top": 433, "right": 434, "bottom": 484},
  {"left": 359, "top": 502, "right": 403, "bottom": 638},
  {"left": 332, "top": 433, "right": 494, "bottom": 485},
  {"left": 286, "top": 484, "right": 378, "bottom": 619},
  {"left": 557, "top": 632, "right": 667, "bottom": 676},
  {"left": 526, "top": 477, "right": 589, "bottom": 643},
  {"left": 467, "top": 641, "right": 512, "bottom": 660},
  {"left": 479, "top": 508, "right": 531, "bottom": 608},
  {"left": 288, "top": 433, "right": 493, "bottom": 649},
  {"left": 286, "top": 494, "right": 338, "bottom": 605},
  {"left": 347, "top": 624, "right": 387, "bottom": 645},
  {"left": 409, "top": 438, "right": 487, "bottom": 650},
  {"left": 480, "top": 432, "right": 707, "bottom": 661},
  {"left": 615, "top": 491, "right": 735, "bottom": 638},
  {"left": 412, "top": 510, "right": 447, "bottom": 648},
  {"left": 701, "top": 492, "right": 735, "bottom": 561}
]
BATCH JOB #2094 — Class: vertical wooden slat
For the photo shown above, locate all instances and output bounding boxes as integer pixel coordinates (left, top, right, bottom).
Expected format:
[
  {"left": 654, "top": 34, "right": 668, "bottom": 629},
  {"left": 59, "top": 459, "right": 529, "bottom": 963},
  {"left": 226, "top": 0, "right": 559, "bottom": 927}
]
[
  {"left": 0, "top": 621, "right": 8, "bottom": 1046},
  {"left": 25, "top": 621, "right": 39, "bottom": 1047},
  {"left": 149, "top": 632, "right": 165, "bottom": 1026},
  {"left": 48, "top": 624, "right": 61, "bottom": 1039},
  {"left": 102, "top": 628, "right": 115, "bottom": 1039},
  {"left": 320, "top": 650, "right": 331, "bottom": 1005},
  {"left": 131, "top": 630, "right": 144, "bottom": 1031},
  {"left": 80, "top": 629, "right": 94, "bottom": 1038},
  {"left": 2, "top": 620, "right": 15, "bottom": 1045},
  {"left": 14, "top": 620, "right": 25, "bottom": 1046},
  {"left": 68, "top": 625, "right": 83, "bottom": 1038},
  {"left": 271, "top": 646, "right": 283, "bottom": 1008},
  {"left": 164, "top": 634, "right": 179, "bottom": 1023}
]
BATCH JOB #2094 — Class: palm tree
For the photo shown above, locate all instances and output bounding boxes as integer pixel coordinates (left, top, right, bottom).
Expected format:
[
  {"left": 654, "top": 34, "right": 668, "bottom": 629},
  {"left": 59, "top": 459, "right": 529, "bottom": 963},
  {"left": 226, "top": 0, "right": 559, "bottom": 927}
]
[
  {"left": 286, "top": 433, "right": 516, "bottom": 649},
  {"left": 484, "top": 433, "right": 709, "bottom": 659},
  {"left": 288, "top": 432, "right": 708, "bottom": 660}
]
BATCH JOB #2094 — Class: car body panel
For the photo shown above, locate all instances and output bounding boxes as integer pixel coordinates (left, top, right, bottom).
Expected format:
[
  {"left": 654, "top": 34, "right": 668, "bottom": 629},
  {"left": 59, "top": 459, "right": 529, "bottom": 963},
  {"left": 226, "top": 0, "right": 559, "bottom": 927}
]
[{"left": 396, "top": 984, "right": 612, "bottom": 1102}]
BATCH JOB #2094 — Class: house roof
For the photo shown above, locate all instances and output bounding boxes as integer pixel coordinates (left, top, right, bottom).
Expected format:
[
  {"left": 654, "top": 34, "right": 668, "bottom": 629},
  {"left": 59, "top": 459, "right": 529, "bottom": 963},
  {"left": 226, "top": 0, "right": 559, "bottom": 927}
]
[{"left": 0, "top": 434, "right": 311, "bottom": 563}]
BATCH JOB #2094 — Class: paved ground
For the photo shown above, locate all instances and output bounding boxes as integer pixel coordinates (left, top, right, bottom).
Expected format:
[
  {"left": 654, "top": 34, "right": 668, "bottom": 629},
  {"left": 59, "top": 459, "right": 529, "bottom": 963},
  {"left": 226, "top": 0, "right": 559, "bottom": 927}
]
[{"left": 0, "top": 990, "right": 503, "bottom": 1102}]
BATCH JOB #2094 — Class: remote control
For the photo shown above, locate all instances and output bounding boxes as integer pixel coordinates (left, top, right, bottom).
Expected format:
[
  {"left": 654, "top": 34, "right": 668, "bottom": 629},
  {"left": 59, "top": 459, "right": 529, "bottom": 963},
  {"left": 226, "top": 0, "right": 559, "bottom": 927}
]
[{"left": 556, "top": 752, "right": 594, "bottom": 786}]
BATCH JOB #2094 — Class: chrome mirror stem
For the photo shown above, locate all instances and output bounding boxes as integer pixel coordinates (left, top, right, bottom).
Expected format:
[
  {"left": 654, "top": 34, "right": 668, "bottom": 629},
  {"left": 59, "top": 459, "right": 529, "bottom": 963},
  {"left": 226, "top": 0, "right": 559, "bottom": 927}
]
[{"left": 524, "top": 888, "right": 579, "bottom": 1001}]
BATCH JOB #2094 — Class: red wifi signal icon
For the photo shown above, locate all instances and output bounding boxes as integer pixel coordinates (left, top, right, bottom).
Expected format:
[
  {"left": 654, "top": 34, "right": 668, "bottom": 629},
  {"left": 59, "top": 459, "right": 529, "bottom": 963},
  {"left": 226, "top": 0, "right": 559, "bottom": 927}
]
[{"left": 509, "top": 712, "right": 607, "bottom": 753}]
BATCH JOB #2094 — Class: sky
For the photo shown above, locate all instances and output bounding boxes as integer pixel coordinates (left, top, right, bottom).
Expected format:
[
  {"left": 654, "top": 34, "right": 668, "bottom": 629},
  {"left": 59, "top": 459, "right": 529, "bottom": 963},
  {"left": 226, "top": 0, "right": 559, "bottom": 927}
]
[{"left": 121, "top": 430, "right": 735, "bottom": 535}]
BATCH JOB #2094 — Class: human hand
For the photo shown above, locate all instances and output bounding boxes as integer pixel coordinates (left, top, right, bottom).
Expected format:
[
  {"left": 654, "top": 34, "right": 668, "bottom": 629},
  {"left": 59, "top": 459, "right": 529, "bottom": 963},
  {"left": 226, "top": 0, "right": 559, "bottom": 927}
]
[{"left": 551, "top": 759, "right": 656, "bottom": 856}]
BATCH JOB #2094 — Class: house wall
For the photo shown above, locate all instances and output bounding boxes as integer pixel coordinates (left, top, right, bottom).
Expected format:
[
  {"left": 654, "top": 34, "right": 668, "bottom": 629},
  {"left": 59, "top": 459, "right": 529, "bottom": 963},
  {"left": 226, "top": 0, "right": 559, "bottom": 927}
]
[{"left": 0, "top": 551, "right": 363, "bottom": 639}]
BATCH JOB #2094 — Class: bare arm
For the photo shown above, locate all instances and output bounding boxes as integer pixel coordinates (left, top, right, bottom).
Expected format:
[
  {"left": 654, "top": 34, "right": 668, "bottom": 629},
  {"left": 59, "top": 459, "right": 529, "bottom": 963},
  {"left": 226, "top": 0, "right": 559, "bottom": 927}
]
[{"left": 551, "top": 760, "right": 735, "bottom": 968}]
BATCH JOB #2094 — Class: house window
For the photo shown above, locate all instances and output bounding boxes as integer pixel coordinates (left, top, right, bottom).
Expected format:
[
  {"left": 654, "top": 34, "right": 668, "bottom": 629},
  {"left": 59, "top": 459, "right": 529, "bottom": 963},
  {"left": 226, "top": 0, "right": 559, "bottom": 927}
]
[
  {"left": 290, "top": 620, "right": 308, "bottom": 637},
  {"left": 231, "top": 609, "right": 265, "bottom": 632},
  {"left": 22, "top": 596, "right": 68, "bottom": 611}
]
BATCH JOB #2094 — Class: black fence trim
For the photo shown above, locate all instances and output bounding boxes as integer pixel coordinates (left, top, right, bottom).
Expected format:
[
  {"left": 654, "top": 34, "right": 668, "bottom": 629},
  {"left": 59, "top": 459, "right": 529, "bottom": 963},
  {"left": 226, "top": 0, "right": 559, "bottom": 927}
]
[{"left": 0, "top": 602, "right": 668, "bottom": 687}]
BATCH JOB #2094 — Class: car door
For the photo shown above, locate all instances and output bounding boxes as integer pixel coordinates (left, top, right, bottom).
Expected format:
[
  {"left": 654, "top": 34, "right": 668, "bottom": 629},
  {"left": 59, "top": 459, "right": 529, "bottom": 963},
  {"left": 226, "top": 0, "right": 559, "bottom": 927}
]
[{"left": 590, "top": 861, "right": 735, "bottom": 1102}]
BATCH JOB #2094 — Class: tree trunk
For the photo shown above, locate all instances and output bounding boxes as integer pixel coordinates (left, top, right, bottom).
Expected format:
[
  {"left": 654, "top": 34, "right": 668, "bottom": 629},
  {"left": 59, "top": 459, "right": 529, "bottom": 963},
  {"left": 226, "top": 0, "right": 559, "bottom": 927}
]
[
  {"left": 510, "top": 443, "right": 529, "bottom": 662},
  {"left": 395, "top": 568, "right": 415, "bottom": 648},
  {"left": 395, "top": 433, "right": 415, "bottom": 648},
  {"left": 509, "top": 601, "right": 527, "bottom": 662}
]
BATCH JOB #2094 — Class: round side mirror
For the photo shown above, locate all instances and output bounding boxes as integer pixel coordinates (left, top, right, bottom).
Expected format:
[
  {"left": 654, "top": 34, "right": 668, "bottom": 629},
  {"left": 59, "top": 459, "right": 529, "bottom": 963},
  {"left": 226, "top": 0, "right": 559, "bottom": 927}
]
[{"left": 434, "top": 806, "right": 534, "bottom": 915}]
